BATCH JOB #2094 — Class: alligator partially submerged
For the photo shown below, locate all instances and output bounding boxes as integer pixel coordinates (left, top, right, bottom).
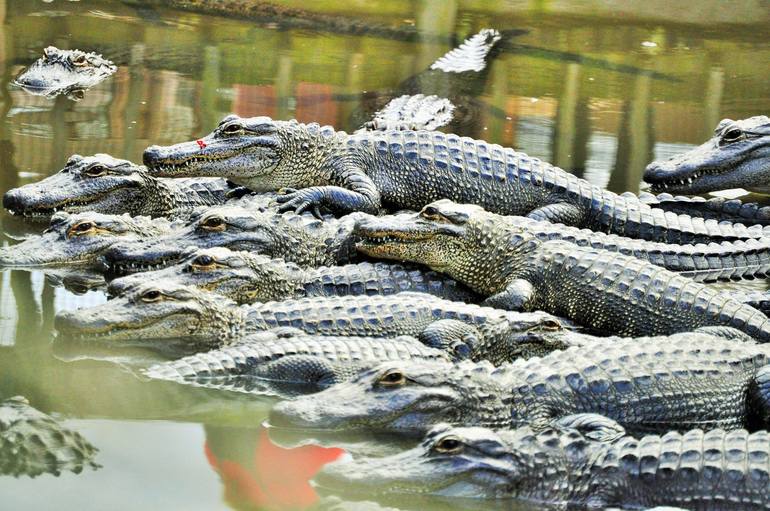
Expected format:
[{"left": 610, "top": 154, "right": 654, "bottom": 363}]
[
  {"left": 0, "top": 396, "right": 98, "bottom": 477},
  {"left": 644, "top": 116, "right": 770, "bottom": 194},
  {"left": 54, "top": 285, "right": 567, "bottom": 363},
  {"left": 15, "top": 46, "right": 116, "bottom": 100},
  {"left": 143, "top": 116, "right": 767, "bottom": 244},
  {"left": 2, "top": 154, "right": 242, "bottom": 221},
  {"left": 354, "top": 200, "right": 770, "bottom": 340},
  {"left": 143, "top": 329, "right": 462, "bottom": 397},
  {"left": 270, "top": 331, "right": 769, "bottom": 437},
  {"left": 315, "top": 416, "right": 770, "bottom": 510},
  {"left": 108, "top": 247, "right": 479, "bottom": 304},
  {"left": 103, "top": 205, "right": 360, "bottom": 274},
  {"left": 0, "top": 211, "right": 174, "bottom": 267}
]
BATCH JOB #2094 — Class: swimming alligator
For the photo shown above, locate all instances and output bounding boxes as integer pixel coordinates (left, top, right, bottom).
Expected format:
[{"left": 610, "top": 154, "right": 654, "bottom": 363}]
[
  {"left": 644, "top": 116, "right": 770, "bottom": 195},
  {"left": 143, "top": 329, "right": 462, "bottom": 397},
  {"left": 103, "top": 205, "right": 361, "bottom": 274},
  {"left": 107, "top": 247, "right": 479, "bottom": 304},
  {"left": 353, "top": 200, "right": 770, "bottom": 340},
  {"left": 0, "top": 396, "right": 99, "bottom": 477},
  {"left": 0, "top": 211, "right": 174, "bottom": 267},
  {"left": 142, "top": 116, "right": 767, "bottom": 244},
  {"left": 314, "top": 415, "right": 770, "bottom": 510},
  {"left": 54, "top": 285, "right": 567, "bottom": 363},
  {"left": 14, "top": 46, "right": 116, "bottom": 100},
  {"left": 270, "top": 331, "right": 769, "bottom": 437},
  {"left": 2, "top": 154, "right": 244, "bottom": 221}
]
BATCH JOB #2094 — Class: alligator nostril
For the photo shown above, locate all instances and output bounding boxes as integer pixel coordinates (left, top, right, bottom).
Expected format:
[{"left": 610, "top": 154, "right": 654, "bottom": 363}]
[
  {"left": 2, "top": 188, "right": 22, "bottom": 212},
  {"left": 142, "top": 146, "right": 162, "bottom": 167}
]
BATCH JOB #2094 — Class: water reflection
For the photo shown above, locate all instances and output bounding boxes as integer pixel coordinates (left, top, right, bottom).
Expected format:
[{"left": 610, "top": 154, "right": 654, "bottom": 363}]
[{"left": 1, "top": 0, "right": 769, "bottom": 509}]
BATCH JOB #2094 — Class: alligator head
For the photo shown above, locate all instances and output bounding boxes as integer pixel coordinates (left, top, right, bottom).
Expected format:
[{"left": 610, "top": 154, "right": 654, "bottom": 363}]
[
  {"left": 0, "top": 211, "right": 168, "bottom": 267},
  {"left": 15, "top": 46, "right": 116, "bottom": 100},
  {"left": 355, "top": 199, "right": 534, "bottom": 295},
  {"left": 269, "top": 360, "right": 510, "bottom": 435},
  {"left": 143, "top": 115, "right": 334, "bottom": 191},
  {"left": 315, "top": 415, "right": 625, "bottom": 502},
  {"left": 3, "top": 154, "right": 150, "bottom": 220},
  {"left": 54, "top": 280, "right": 245, "bottom": 344},
  {"left": 644, "top": 116, "right": 770, "bottom": 194},
  {"left": 108, "top": 247, "right": 299, "bottom": 303},
  {"left": 314, "top": 423, "right": 562, "bottom": 501}
]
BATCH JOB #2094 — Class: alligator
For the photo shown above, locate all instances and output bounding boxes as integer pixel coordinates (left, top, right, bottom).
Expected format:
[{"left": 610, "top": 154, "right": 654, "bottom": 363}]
[
  {"left": 14, "top": 46, "right": 116, "bottom": 100},
  {"left": 0, "top": 396, "right": 99, "bottom": 477},
  {"left": 2, "top": 154, "right": 243, "bottom": 221},
  {"left": 356, "top": 204, "right": 770, "bottom": 283},
  {"left": 107, "top": 247, "right": 480, "bottom": 304},
  {"left": 269, "top": 330, "right": 769, "bottom": 438},
  {"left": 0, "top": 211, "right": 174, "bottom": 267},
  {"left": 358, "top": 94, "right": 455, "bottom": 133},
  {"left": 103, "top": 205, "right": 361, "bottom": 274},
  {"left": 353, "top": 200, "right": 770, "bottom": 340},
  {"left": 54, "top": 285, "right": 568, "bottom": 363},
  {"left": 314, "top": 415, "right": 770, "bottom": 510},
  {"left": 644, "top": 116, "right": 770, "bottom": 194},
  {"left": 142, "top": 329, "right": 462, "bottom": 397},
  {"left": 142, "top": 116, "right": 768, "bottom": 244}
]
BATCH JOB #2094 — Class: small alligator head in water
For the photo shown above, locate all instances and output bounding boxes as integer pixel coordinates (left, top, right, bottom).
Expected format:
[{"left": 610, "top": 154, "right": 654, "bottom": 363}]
[
  {"left": 314, "top": 417, "right": 624, "bottom": 502},
  {"left": 269, "top": 360, "right": 510, "bottom": 435},
  {"left": 644, "top": 116, "right": 770, "bottom": 194},
  {"left": 15, "top": 46, "right": 116, "bottom": 100},
  {"left": 108, "top": 247, "right": 300, "bottom": 303},
  {"left": 142, "top": 115, "right": 336, "bottom": 191},
  {"left": 3, "top": 154, "right": 151, "bottom": 220},
  {"left": 54, "top": 280, "right": 245, "bottom": 344},
  {"left": 0, "top": 212, "right": 170, "bottom": 267},
  {"left": 355, "top": 199, "right": 535, "bottom": 296}
]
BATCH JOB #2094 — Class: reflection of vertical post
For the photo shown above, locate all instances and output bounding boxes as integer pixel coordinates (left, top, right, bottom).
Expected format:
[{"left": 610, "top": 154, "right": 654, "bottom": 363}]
[
  {"left": 276, "top": 53, "right": 293, "bottom": 121},
  {"left": 608, "top": 74, "right": 651, "bottom": 194},
  {"left": 415, "top": 0, "right": 458, "bottom": 70},
  {"left": 200, "top": 45, "right": 221, "bottom": 132},
  {"left": 553, "top": 63, "right": 580, "bottom": 170},
  {"left": 703, "top": 67, "right": 724, "bottom": 137},
  {"left": 122, "top": 44, "right": 146, "bottom": 160},
  {"left": 486, "top": 57, "right": 509, "bottom": 142}
]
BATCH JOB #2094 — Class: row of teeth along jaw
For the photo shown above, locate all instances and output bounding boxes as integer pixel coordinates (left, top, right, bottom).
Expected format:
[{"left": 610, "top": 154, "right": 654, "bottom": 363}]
[
  {"left": 155, "top": 155, "right": 226, "bottom": 172},
  {"left": 111, "top": 258, "right": 174, "bottom": 273},
  {"left": 654, "top": 168, "right": 725, "bottom": 190},
  {"left": 14, "top": 200, "right": 93, "bottom": 216}
]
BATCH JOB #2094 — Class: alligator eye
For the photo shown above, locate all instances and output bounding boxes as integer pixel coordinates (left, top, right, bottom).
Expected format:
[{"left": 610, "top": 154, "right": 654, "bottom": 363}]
[
  {"left": 542, "top": 319, "right": 562, "bottom": 331},
  {"left": 200, "top": 216, "right": 226, "bottom": 231},
  {"left": 721, "top": 127, "right": 744, "bottom": 144},
  {"left": 67, "top": 221, "right": 96, "bottom": 237},
  {"left": 377, "top": 369, "right": 406, "bottom": 387},
  {"left": 84, "top": 165, "right": 107, "bottom": 177},
  {"left": 221, "top": 123, "right": 243, "bottom": 135},
  {"left": 141, "top": 290, "right": 162, "bottom": 303},
  {"left": 191, "top": 254, "right": 216, "bottom": 269},
  {"left": 71, "top": 54, "right": 88, "bottom": 67},
  {"left": 433, "top": 436, "right": 464, "bottom": 454},
  {"left": 421, "top": 206, "right": 440, "bottom": 219}
]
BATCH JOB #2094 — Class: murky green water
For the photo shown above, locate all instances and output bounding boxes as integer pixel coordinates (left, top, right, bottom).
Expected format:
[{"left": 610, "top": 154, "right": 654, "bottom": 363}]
[{"left": 0, "top": 1, "right": 769, "bottom": 509}]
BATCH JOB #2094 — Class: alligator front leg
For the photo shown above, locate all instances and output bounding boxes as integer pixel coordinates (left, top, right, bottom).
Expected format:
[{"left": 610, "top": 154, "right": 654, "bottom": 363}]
[
  {"left": 527, "top": 202, "right": 586, "bottom": 226},
  {"left": 417, "top": 319, "right": 481, "bottom": 360},
  {"left": 482, "top": 279, "right": 535, "bottom": 311},
  {"left": 276, "top": 166, "right": 381, "bottom": 216}
]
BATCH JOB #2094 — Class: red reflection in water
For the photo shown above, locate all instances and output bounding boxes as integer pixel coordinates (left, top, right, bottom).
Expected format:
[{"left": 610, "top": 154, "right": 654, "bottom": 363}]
[{"left": 205, "top": 427, "right": 345, "bottom": 510}]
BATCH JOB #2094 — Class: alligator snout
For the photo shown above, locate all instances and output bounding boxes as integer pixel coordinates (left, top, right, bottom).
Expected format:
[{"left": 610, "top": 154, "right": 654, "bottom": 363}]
[
  {"left": 142, "top": 145, "right": 162, "bottom": 167},
  {"left": 2, "top": 188, "right": 22, "bottom": 213}
]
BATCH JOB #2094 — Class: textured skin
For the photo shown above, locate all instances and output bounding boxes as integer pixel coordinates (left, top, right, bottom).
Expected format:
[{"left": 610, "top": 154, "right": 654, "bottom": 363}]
[
  {"left": 477, "top": 213, "right": 770, "bottom": 283},
  {"left": 639, "top": 191, "right": 770, "bottom": 227},
  {"left": 2, "top": 154, "right": 238, "bottom": 221},
  {"left": 644, "top": 116, "right": 770, "bottom": 194},
  {"left": 103, "top": 204, "right": 361, "bottom": 274},
  {"left": 107, "top": 247, "right": 480, "bottom": 304},
  {"left": 14, "top": 46, "right": 115, "bottom": 99},
  {"left": 354, "top": 201, "right": 770, "bottom": 341},
  {"left": 54, "top": 285, "right": 568, "bottom": 363},
  {"left": 269, "top": 333, "right": 770, "bottom": 436},
  {"left": 0, "top": 396, "right": 98, "bottom": 477},
  {"left": 143, "top": 330, "right": 458, "bottom": 396},
  {"left": 0, "top": 211, "right": 174, "bottom": 267},
  {"left": 315, "top": 421, "right": 770, "bottom": 509},
  {"left": 143, "top": 117, "right": 768, "bottom": 244},
  {"left": 359, "top": 94, "right": 455, "bottom": 132}
]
